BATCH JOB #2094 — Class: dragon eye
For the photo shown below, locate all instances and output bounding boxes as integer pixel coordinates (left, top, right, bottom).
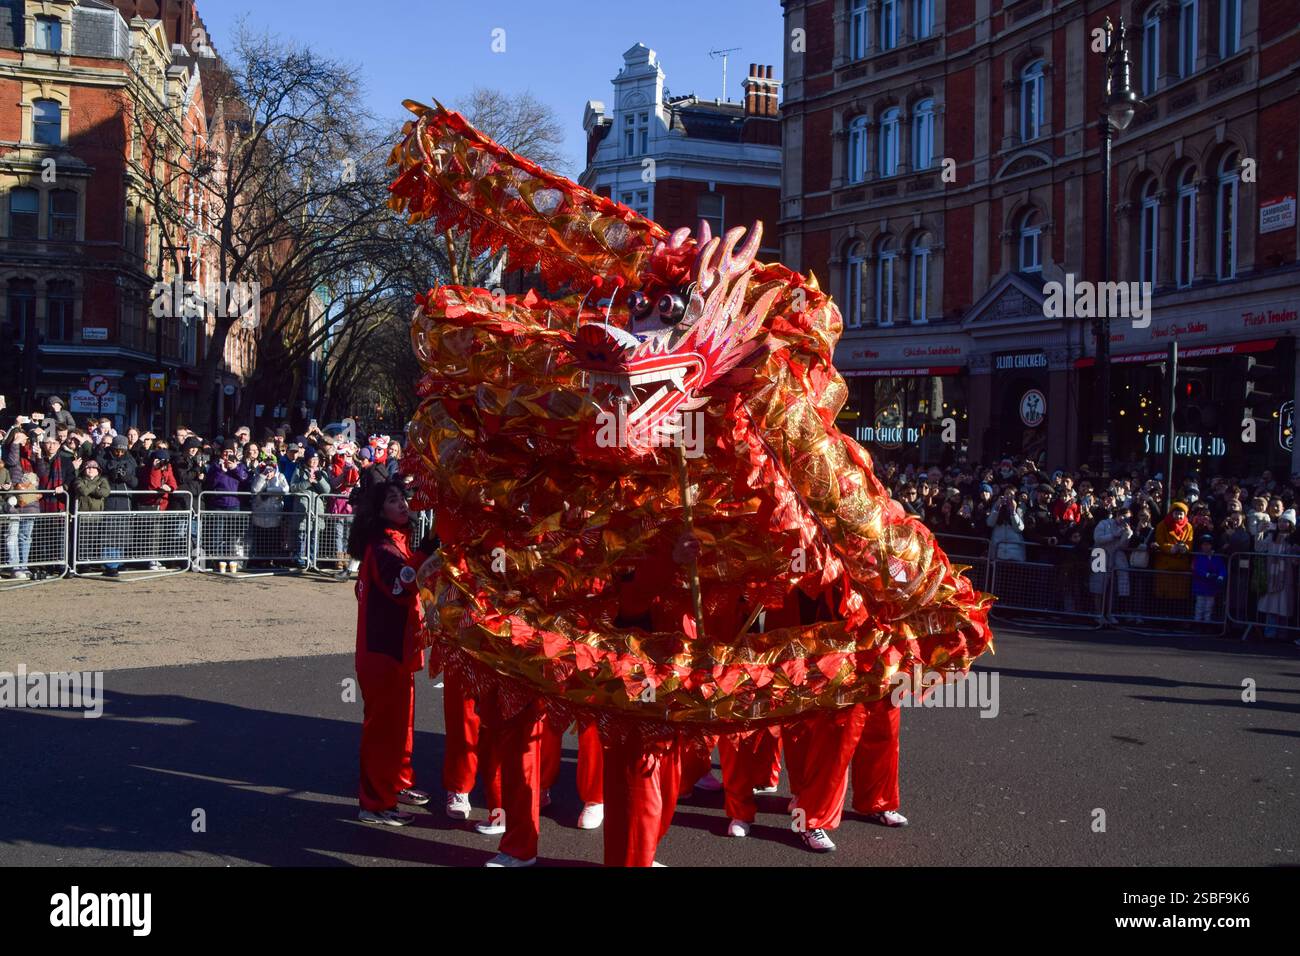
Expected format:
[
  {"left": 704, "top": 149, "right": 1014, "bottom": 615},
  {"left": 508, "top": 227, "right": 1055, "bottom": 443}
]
[
  {"left": 627, "top": 291, "right": 654, "bottom": 318},
  {"left": 657, "top": 292, "right": 686, "bottom": 324}
]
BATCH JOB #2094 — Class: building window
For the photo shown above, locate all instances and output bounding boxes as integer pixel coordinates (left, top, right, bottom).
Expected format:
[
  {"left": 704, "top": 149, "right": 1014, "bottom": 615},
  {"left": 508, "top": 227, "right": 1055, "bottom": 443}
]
[
  {"left": 1140, "top": 180, "right": 1160, "bottom": 286},
  {"left": 624, "top": 111, "right": 649, "bottom": 157},
  {"left": 9, "top": 188, "right": 39, "bottom": 239},
  {"left": 912, "top": 99, "right": 935, "bottom": 170},
  {"left": 35, "top": 16, "right": 63, "bottom": 52},
  {"left": 1020, "top": 61, "right": 1046, "bottom": 141},
  {"left": 8, "top": 279, "right": 36, "bottom": 343},
  {"left": 620, "top": 190, "right": 650, "bottom": 218},
  {"left": 879, "top": 0, "right": 899, "bottom": 52},
  {"left": 847, "top": 115, "right": 868, "bottom": 184},
  {"left": 1216, "top": 150, "right": 1239, "bottom": 281},
  {"left": 1175, "top": 167, "right": 1198, "bottom": 288},
  {"left": 33, "top": 99, "right": 62, "bottom": 145},
  {"left": 845, "top": 241, "right": 866, "bottom": 328},
  {"left": 912, "top": 0, "right": 934, "bottom": 39},
  {"left": 1018, "top": 210, "right": 1042, "bottom": 273},
  {"left": 878, "top": 107, "right": 901, "bottom": 177},
  {"left": 48, "top": 190, "right": 77, "bottom": 241},
  {"left": 850, "top": 0, "right": 869, "bottom": 59},
  {"left": 909, "top": 234, "right": 931, "bottom": 324},
  {"left": 697, "top": 193, "right": 724, "bottom": 237},
  {"left": 1220, "top": 0, "right": 1241, "bottom": 57},
  {"left": 1179, "top": 0, "right": 1198, "bottom": 77},
  {"left": 876, "top": 236, "right": 897, "bottom": 326},
  {"left": 1142, "top": 9, "right": 1161, "bottom": 94},
  {"left": 46, "top": 281, "right": 74, "bottom": 342}
]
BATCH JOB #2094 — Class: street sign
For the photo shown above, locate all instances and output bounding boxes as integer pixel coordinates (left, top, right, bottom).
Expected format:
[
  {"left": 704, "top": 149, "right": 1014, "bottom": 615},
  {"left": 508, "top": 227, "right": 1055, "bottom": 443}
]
[
  {"left": 1019, "top": 389, "right": 1047, "bottom": 427},
  {"left": 87, "top": 375, "right": 110, "bottom": 397},
  {"left": 71, "top": 390, "right": 121, "bottom": 415},
  {"left": 81, "top": 327, "right": 108, "bottom": 341},
  {"left": 149, "top": 373, "right": 166, "bottom": 393}
]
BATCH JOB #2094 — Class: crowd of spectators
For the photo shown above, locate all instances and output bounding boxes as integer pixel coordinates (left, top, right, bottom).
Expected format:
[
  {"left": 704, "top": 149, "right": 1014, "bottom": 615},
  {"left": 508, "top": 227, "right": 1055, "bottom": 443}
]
[{"left": 2, "top": 394, "right": 405, "bottom": 579}]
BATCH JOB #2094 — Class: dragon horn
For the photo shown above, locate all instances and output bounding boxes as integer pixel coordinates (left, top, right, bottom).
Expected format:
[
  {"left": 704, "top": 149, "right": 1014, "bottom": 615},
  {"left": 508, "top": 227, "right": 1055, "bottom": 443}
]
[{"left": 696, "top": 218, "right": 713, "bottom": 246}]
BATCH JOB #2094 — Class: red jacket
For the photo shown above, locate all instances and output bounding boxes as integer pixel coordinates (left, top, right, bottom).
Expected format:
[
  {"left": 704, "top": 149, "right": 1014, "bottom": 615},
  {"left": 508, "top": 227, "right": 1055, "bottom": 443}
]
[
  {"left": 145, "top": 464, "right": 178, "bottom": 509},
  {"left": 355, "top": 524, "right": 429, "bottom": 672}
]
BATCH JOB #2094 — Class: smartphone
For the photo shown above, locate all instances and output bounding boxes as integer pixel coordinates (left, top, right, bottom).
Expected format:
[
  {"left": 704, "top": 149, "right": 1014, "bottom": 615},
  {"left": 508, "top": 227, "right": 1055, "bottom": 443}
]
[{"left": 32, "top": 412, "right": 45, "bottom": 421}]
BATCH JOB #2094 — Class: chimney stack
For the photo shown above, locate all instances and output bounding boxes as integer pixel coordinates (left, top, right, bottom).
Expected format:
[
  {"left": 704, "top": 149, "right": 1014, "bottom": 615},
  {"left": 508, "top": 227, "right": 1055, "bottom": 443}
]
[{"left": 743, "top": 64, "right": 781, "bottom": 117}]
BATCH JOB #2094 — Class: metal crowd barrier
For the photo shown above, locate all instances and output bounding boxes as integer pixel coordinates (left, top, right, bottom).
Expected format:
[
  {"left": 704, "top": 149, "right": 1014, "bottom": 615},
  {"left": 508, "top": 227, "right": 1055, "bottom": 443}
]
[
  {"left": 1, "top": 489, "right": 70, "bottom": 588},
  {"left": 1225, "top": 550, "right": 1300, "bottom": 641},
  {"left": 988, "top": 539, "right": 1104, "bottom": 626},
  {"left": 312, "top": 493, "right": 353, "bottom": 572},
  {"left": 72, "top": 490, "right": 193, "bottom": 576},
  {"left": 195, "top": 490, "right": 313, "bottom": 572},
  {"left": 934, "top": 533, "right": 991, "bottom": 593}
]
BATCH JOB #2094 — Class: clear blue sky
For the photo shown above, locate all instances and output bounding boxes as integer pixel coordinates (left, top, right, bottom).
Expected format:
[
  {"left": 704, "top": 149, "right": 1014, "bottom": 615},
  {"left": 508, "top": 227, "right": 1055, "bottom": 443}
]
[{"left": 199, "top": 0, "right": 786, "bottom": 173}]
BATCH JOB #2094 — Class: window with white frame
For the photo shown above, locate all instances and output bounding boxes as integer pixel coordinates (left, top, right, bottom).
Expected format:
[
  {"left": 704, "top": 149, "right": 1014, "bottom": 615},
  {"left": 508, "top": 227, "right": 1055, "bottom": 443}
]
[
  {"left": 879, "top": 0, "right": 899, "bottom": 52},
  {"left": 33, "top": 99, "right": 62, "bottom": 146},
  {"left": 850, "top": 0, "right": 869, "bottom": 59},
  {"left": 1179, "top": 0, "right": 1198, "bottom": 77},
  {"left": 876, "top": 236, "right": 898, "bottom": 326},
  {"left": 1140, "top": 180, "right": 1160, "bottom": 286},
  {"left": 620, "top": 190, "right": 651, "bottom": 218},
  {"left": 697, "top": 193, "right": 724, "bottom": 237},
  {"left": 1020, "top": 61, "right": 1045, "bottom": 141},
  {"left": 912, "top": 0, "right": 934, "bottom": 39},
  {"left": 912, "top": 99, "right": 935, "bottom": 170},
  {"left": 909, "top": 234, "right": 931, "bottom": 324},
  {"left": 878, "top": 107, "right": 901, "bottom": 177},
  {"left": 34, "top": 16, "right": 62, "bottom": 52},
  {"left": 9, "top": 188, "right": 39, "bottom": 239},
  {"left": 1142, "top": 9, "right": 1161, "bottom": 94},
  {"left": 845, "top": 240, "right": 866, "bottom": 328},
  {"left": 1175, "top": 166, "right": 1198, "bottom": 288},
  {"left": 1018, "top": 210, "right": 1042, "bottom": 273},
  {"left": 847, "top": 115, "right": 868, "bottom": 184},
  {"left": 1219, "top": 0, "right": 1241, "bottom": 58},
  {"left": 1216, "top": 150, "right": 1239, "bottom": 280},
  {"left": 624, "top": 112, "right": 650, "bottom": 156}
]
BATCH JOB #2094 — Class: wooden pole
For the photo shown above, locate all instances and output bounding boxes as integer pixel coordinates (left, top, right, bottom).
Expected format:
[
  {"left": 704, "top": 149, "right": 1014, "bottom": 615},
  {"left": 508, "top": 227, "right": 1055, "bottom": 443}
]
[{"left": 675, "top": 444, "right": 705, "bottom": 640}]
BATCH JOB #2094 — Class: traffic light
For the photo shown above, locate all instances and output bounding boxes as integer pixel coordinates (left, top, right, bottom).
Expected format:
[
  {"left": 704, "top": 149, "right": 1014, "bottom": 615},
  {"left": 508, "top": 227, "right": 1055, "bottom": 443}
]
[
  {"left": 1244, "top": 356, "right": 1274, "bottom": 416},
  {"left": 1174, "top": 375, "right": 1209, "bottom": 430}
]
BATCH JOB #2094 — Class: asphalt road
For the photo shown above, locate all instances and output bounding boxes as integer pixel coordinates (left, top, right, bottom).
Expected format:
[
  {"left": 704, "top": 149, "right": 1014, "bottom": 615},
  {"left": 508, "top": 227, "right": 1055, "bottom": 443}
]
[{"left": 0, "top": 575, "right": 1297, "bottom": 867}]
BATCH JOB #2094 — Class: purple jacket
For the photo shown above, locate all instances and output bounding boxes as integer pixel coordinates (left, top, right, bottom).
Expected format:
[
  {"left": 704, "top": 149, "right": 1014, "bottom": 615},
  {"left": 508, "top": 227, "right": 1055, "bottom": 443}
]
[{"left": 204, "top": 461, "right": 248, "bottom": 509}]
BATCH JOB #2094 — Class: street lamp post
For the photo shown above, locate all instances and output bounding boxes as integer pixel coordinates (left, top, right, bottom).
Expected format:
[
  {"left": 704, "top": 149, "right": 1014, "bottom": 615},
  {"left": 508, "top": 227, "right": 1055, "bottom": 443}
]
[{"left": 1096, "top": 17, "right": 1140, "bottom": 477}]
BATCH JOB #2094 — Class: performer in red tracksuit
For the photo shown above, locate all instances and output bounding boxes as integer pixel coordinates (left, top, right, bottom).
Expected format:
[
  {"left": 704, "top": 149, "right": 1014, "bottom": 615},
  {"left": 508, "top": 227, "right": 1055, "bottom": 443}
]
[
  {"left": 540, "top": 719, "right": 604, "bottom": 828},
  {"left": 352, "top": 480, "right": 435, "bottom": 826}
]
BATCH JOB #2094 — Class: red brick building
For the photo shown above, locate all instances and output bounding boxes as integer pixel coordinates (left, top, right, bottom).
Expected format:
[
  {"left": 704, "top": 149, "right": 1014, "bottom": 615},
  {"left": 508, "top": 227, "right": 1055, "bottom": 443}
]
[
  {"left": 780, "top": 0, "right": 1300, "bottom": 478},
  {"left": 581, "top": 44, "right": 782, "bottom": 258}
]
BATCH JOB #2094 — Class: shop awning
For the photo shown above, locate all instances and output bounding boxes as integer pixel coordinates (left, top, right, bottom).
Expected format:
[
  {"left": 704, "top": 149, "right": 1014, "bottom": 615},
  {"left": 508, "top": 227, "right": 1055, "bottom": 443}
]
[{"left": 1074, "top": 338, "right": 1278, "bottom": 368}]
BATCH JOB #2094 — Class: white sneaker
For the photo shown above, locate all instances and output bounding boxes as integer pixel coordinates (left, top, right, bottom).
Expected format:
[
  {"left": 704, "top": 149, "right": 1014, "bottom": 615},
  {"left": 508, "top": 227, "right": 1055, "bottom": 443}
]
[
  {"left": 147, "top": 561, "right": 164, "bottom": 571},
  {"left": 753, "top": 784, "right": 779, "bottom": 795},
  {"left": 727, "top": 819, "right": 750, "bottom": 838},
  {"left": 445, "top": 791, "right": 471, "bottom": 819},
  {"left": 397, "top": 788, "right": 430, "bottom": 807},
  {"left": 475, "top": 818, "right": 506, "bottom": 835},
  {"left": 651, "top": 860, "right": 667, "bottom": 867},
  {"left": 862, "top": 809, "right": 909, "bottom": 827},
  {"left": 358, "top": 808, "right": 415, "bottom": 827},
  {"left": 485, "top": 853, "right": 535, "bottom": 867},
  {"left": 432, "top": 679, "right": 445, "bottom": 689},
  {"left": 693, "top": 771, "right": 722, "bottom": 792},
  {"left": 218, "top": 562, "right": 229, "bottom": 574},
  {"left": 801, "top": 827, "right": 836, "bottom": 853},
  {"left": 539, "top": 788, "right": 552, "bottom": 808},
  {"left": 577, "top": 802, "right": 604, "bottom": 830}
]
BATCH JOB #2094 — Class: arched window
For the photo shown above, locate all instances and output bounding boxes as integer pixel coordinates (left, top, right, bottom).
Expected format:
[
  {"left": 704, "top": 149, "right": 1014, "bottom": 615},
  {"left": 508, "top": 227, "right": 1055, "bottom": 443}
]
[
  {"left": 1020, "top": 61, "right": 1046, "bottom": 141},
  {"left": 1142, "top": 8, "right": 1161, "bottom": 94},
  {"left": 48, "top": 189, "right": 77, "bottom": 241},
  {"left": 844, "top": 240, "right": 866, "bottom": 329},
  {"left": 912, "top": 99, "right": 935, "bottom": 170},
  {"left": 1018, "top": 210, "right": 1042, "bottom": 273},
  {"left": 909, "top": 233, "right": 931, "bottom": 324},
  {"left": 9, "top": 187, "right": 38, "bottom": 239},
  {"left": 33, "top": 99, "right": 62, "bottom": 146},
  {"left": 847, "top": 115, "right": 868, "bottom": 184},
  {"left": 878, "top": 107, "right": 901, "bottom": 177},
  {"left": 1216, "top": 151, "right": 1239, "bottom": 281},
  {"left": 1179, "top": 0, "right": 1198, "bottom": 78},
  {"left": 879, "top": 0, "right": 899, "bottom": 52},
  {"left": 1175, "top": 166, "right": 1198, "bottom": 288},
  {"left": 7, "top": 279, "right": 36, "bottom": 343},
  {"left": 1139, "top": 180, "right": 1160, "bottom": 286},
  {"left": 1220, "top": 0, "right": 1242, "bottom": 58},
  {"left": 876, "top": 236, "right": 898, "bottom": 326},
  {"left": 912, "top": 0, "right": 934, "bottom": 40},
  {"left": 850, "top": 0, "right": 869, "bottom": 59}
]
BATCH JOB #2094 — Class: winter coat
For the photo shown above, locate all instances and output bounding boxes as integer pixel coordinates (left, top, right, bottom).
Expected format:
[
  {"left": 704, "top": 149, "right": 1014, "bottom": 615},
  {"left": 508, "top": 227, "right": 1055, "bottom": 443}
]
[
  {"left": 327, "top": 457, "right": 360, "bottom": 514},
  {"left": 289, "top": 470, "right": 331, "bottom": 513},
  {"left": 35, "top": 452, "right": 75, "bottom": 511},
  {"left": 75, "top": 473, "right": 111, "bottom": 513},
  {"left": 204, "top": 461, "right": 247, "bottom": 510},
  {"left": 173, "top": 453, "right": 205, "bottom": 506},
  {"left": 1090, "top": 517, "right": 1132, "bottom": 597},
  {"left": 1254, "top": 533, "right": 1295, "bottom": 615},
  {"left": 1191, "top": 554, "right": 1227, "bottom": 598},
  {"left": 354, "top": 524, "right": 429, "bottom": 671},
  {"left": 43, "top": 398, "right": 77, "bottom": 430},
  {"left": 97, "top": 451, "right": 138, "bottom": 512},
  {"left": 250, "top": 468, "right": 290, "bottom": 528},
  {"left": 1153, "top": 514, "right": 1195, "bottom": 599},
  {"left": 986, "top": 501, "right": 1026, "bottom": 561},
  {"left": 143, "top": 464, "right": 178, "bottom": 510}
]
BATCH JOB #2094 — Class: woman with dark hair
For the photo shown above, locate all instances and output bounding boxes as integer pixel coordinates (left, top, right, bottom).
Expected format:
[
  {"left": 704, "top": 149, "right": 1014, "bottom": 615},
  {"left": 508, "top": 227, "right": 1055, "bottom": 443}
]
[{"left": 350, "top": 480, "right": 438, "bottom": 826}]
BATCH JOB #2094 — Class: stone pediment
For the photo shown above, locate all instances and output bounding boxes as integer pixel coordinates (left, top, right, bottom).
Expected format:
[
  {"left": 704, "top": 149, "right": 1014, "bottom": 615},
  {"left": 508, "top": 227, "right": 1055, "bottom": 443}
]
[{"left": 963, "top": 272, "right": 1047, "bottom": 327}]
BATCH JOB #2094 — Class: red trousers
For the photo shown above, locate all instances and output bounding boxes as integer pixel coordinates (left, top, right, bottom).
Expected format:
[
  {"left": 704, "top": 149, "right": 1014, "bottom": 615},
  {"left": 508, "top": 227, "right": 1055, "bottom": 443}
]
[
  {"left": 542, "top": 720, "right": 604, "bottom": 803},
  {"left": 783, "top": 699, "right": 900, "bottom": 831},
  {"left": 357, "top": 658, "right": 415, "bottom": 812},
  {"left": 602, "top": 737, "right": 682, "bottom": 867},
  {"left": 442, "top": 669, "right": 500, "bottom": 808},
  {"left": 678, "top": 734, "right": 719, "bottom": 790},
  {"left": 719, "top": 726, "right": 782, "bottom": 823},
  {"left": 480, "top": 703, "right": 546, "bottom": 861}
]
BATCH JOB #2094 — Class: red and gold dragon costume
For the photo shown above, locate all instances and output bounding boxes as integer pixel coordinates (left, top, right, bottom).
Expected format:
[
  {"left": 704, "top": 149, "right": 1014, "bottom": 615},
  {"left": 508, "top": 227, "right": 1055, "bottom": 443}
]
[{"left": 390, "top": 102, "right": 994, "bottom": 743}]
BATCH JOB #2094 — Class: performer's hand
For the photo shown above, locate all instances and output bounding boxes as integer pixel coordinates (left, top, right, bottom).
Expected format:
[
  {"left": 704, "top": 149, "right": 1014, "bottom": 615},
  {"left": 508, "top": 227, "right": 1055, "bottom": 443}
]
[{"left": 673, "top": 533, "right": 701, "bottom": 565}]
